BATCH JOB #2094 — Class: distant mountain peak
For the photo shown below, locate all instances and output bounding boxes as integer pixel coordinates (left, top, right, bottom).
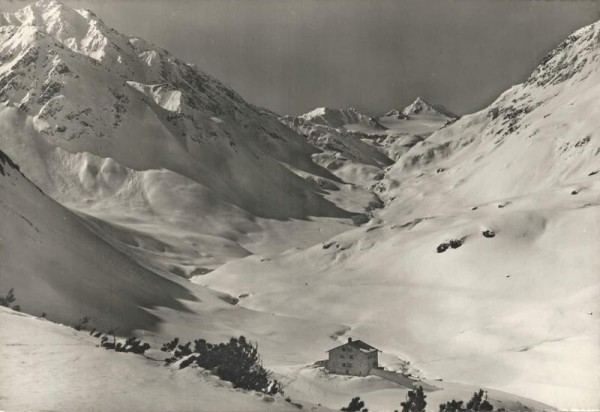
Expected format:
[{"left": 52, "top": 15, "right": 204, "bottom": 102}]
[{"left": 401, "top": 96, "right": 457, "bottom": 118}]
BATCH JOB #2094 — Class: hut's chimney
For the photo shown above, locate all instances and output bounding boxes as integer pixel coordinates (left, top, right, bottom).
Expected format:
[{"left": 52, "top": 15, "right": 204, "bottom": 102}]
[{"left": 348, "top": 337, "right": 352, "bottom": 343}]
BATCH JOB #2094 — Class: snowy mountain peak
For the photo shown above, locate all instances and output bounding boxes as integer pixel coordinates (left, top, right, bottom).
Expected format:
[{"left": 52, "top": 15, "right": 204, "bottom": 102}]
[
  {"left": 1, "top": 0, "right": 111, "bottom": 61},
  {"left": 401, "top": 96, "right": 457, "bottom": 118},
  {"left": 525, "top": 19, "right": 600, "bottom": 88}
]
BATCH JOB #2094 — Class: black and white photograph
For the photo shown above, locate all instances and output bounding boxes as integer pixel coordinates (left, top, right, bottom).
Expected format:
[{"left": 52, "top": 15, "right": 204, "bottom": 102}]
[{"left": 0, "top": 0, "right": 598, "bottom": 411}]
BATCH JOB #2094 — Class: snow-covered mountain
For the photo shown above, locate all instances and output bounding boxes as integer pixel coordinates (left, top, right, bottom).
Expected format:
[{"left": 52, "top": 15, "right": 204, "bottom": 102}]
[
  {"left": 0, "top": 0, "right": 372, "bottom": 274},
  {"left": 399, "top": 96, "right": 457, "bottom": 119},
  {"left": 385, "top": 22, "right": 600, "bottom": 203},
  {"left": 198, "top": 19, "right": 600, "bottom": 411},
  {"left": 280, "top": 99, "right": 456, "bottom": 188},
  {"left": 1, "top": 0, "right": 598, "bottom": 410}
]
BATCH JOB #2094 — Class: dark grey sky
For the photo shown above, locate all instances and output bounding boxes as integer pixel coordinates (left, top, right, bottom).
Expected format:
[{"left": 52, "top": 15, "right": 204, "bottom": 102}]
[{"left": 4, "top": 0, "right": 600, "bottom": 115}]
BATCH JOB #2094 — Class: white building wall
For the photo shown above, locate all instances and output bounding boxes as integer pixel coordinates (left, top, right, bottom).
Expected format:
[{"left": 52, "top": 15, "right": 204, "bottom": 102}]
[{"left": 327, "top": 345, "right": 378, "bottom": 376}]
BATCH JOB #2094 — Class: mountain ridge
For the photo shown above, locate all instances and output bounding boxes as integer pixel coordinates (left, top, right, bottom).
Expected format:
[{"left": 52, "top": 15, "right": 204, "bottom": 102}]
[{"left": 0, "top": 0, "right": 376, "bottom": 274}]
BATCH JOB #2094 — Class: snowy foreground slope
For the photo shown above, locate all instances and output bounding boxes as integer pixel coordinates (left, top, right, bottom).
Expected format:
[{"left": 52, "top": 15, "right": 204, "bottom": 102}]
[
  {"left": 198, "top": 19, "right": 600, "bottom": 411},
  {"left": 0, "top": 305, "right": 553, "bottom": 412},
  {"left": 0, "top": 307, "right": 332, "bottom": 412}
]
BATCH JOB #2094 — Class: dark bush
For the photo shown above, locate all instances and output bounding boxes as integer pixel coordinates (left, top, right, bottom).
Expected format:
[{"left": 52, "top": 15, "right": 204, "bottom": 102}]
[
  {"left": 0, "top": 288, "right": 16, "bottom": 307},
  {"left": 98, "top": 332, "right": 150, "bottom": 355},
  {"left": 439, "top": 400, "right": 464, "bottom": 412},
  {"left": 466, "top": 389, "right": 493, "bottom": 412},
  {"left": 480, "top": 401, "right": 494, "bottom": 412},
  {"left": 179, "top": 355, "right": 198, "bottom": 369},
  {"left": 341, "top": 396, "right": 366, "bottom": 411},
  {"left": 401, "top": 386, "right": 427, "bottom": 412},
  {"left": 164, "top": 335, "right": 279, "bottom": 394},
  {"left": 174, "top": 341, "right": 192, "bottom": 358},
  {"left": 161, "top": 337, "right": 179, "bottom": 352},
  {"left": 74, "top": 316, "right": 90, "bottom": 331},
  {"left": 439, "top": 389, "right": 493, "bottom": 412},
  {"left": 466, "top": 389, "right": 484, "bottom": 411},
  {"left": 449, "top": 239, "right": 462, "bottom": 249}
]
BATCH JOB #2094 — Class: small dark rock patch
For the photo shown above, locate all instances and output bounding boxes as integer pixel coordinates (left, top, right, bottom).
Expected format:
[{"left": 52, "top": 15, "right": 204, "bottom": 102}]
[
  {"left": 449, "top": 239, "right": 463, "bottom": 249},
  {"left": 437, "top": 239, "right": 463, "bottom": 252},
  {"left": 482, "top": 230, "right": 496, "bottom": 238},
  {"left": 219, "top": 294, "right": 239, "bottom": 305},
  {"left": 437, "top": 243, "right": 450, "bottom": 253}
]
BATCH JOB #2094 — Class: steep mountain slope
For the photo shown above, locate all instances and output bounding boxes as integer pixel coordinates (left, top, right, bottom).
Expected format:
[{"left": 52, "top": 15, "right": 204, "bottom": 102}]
[
  {"left": 0, "top": 149, "right": 195, "bottom": 332},
  {"left": 381, "top": 21, "right": 600, "bottom": 211},
  {"left": 0, "top": 0, "right": 366, "bottom": 273},
  {"left": 198, "top": 20, "right": 600, "bottom": 410}
]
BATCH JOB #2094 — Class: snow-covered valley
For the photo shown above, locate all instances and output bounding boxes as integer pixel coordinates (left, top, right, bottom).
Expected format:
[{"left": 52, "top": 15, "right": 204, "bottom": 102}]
[{"left": 0, "top": 1, "right": 598, "bottom": 411}]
